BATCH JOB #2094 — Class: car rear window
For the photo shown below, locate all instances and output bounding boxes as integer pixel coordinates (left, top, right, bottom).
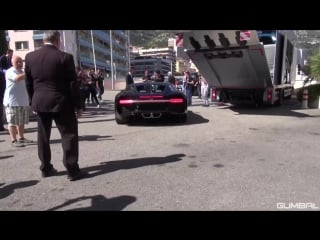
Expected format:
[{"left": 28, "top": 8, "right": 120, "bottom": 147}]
[{"left": 136, "top": 84, "right": 166, "bottom": 93}]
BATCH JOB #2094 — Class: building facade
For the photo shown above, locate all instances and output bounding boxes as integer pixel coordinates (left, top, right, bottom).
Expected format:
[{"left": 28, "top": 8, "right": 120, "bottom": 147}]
[
  {"left": 77, "top": 30, "right": 129, "bottom": 78},
  {"left": 6, "top": 30, "right": 130, "bottom": 90},
  {"left": 6, "top": 30, "right": 78, "bottom": 66},
  {"left": 130, "top": 47, "right": 176, "bottom": 78}
]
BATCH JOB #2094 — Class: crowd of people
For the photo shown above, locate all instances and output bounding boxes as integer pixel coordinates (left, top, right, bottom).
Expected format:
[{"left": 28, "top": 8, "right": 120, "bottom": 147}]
[{"left": 76, "top": 67, "right": 105, "bottom": 110}]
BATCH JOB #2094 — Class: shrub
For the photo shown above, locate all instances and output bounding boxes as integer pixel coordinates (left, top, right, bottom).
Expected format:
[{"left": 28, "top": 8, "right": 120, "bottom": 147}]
[
  {"left": 297, "top": 83, "right": 320, "bottom": 103},
  {"left": 310, "top": 52, "right": 320, "bottom": 79}
]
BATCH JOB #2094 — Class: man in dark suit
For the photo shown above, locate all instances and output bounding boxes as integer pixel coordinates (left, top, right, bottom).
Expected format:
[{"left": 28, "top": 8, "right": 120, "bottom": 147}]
[
  {"left": 0, "top": 49, "right": 13, "bottom": 72},
  {"left": 25, "top": 30, "right": 88, "bottom": 181}
]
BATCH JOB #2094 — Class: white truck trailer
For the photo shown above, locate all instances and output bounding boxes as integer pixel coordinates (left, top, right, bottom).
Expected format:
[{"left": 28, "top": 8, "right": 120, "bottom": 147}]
[{"left": 181, "top": 30, "right": 298, "bottom": 105}]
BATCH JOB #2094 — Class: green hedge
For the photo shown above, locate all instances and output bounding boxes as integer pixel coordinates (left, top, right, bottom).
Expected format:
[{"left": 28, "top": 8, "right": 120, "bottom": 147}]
[{"left": 297, "top": 83, "right": 320, "bottom": 103}]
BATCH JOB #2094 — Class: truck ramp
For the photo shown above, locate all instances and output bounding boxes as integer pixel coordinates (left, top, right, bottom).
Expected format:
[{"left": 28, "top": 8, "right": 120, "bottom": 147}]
[{"left": 183, "top": 30, "right": 273, "bottom": 89}]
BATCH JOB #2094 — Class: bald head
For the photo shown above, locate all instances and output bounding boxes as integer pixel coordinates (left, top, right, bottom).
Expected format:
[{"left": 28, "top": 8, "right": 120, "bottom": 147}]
[{"left": 11, "top": 55, "right": 23, "bottom": 70}]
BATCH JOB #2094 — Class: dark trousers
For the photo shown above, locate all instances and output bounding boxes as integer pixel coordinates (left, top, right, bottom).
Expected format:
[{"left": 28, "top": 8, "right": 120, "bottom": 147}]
[
  {"left": 80, "top": 86, "right": 89, "bottom": 110},
  {"left": 97, "top": 82, "right": 104, "bottom": 100},
  {"left": 0, "top": 74, "right": 5, "bottom": 128},
  {"left": 37, "top": 111, "right": 80, "bottom": 175},
  {"left": 86, "top": 85, "right": 100, "bottom": 105}
]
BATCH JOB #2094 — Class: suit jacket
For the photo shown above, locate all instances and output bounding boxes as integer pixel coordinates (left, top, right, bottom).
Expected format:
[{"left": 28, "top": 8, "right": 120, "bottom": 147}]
[
  {"left": 25, "top": 44, "right": 82, "bottom": 112},
  {"left": 0, "top": 54, "right": 12, "bottom": 72}
]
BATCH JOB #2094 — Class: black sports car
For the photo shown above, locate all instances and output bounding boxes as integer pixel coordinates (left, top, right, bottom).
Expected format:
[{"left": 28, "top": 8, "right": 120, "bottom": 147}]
[{"left": 115, "top": 82, "right": 188, "bottom": 124}]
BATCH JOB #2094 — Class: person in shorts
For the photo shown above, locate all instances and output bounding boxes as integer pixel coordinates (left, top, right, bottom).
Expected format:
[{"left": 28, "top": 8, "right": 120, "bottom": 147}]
[{"left": 4, "top": 55, "right": 33, "bottom": 147}]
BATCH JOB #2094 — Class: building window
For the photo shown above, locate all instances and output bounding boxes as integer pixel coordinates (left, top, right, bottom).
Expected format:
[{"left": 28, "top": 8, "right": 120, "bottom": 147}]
[{"left": 15, "top": 41, "right": 29, "bottom": 51}]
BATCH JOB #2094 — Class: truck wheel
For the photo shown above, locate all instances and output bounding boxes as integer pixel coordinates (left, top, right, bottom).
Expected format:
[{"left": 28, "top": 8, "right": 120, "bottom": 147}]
[
  {"left": 254, "top": 92, "right": 263, "bottom": 107},
  {"left": 276, "top": 90, "right": 284, "bottom": 106}
]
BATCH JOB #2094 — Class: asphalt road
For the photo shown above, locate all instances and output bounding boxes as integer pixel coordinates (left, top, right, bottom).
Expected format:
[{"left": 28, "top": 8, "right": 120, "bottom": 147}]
[{"left": 1, "top": 91, "right": 320, "bottom": 211}]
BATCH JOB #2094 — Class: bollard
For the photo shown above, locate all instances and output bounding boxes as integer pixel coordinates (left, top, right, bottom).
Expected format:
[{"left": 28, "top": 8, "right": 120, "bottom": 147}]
[{"left": 301, "top": 89, "right": 308, "bottom": 109}]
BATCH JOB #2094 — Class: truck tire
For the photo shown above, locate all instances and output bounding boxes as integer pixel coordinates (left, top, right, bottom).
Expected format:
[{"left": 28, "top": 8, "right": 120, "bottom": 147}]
[
  {"left": 254, "top": 91, "right": 263, "bottom": 107},
  {"left": 276, "top": 90, "right": 284, "bottom": 106}
]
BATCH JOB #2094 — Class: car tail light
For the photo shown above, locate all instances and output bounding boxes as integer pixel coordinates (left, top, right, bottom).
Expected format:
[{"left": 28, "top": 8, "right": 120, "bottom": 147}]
[
  {"left": 169, "top": 98, "right": 184, "bottom": 103},
  {"left": 139, "top": 95, "right": 163, "bottom": 99},
  {"left": 119, "top": 99, "right": 134, "bottom": 105}
]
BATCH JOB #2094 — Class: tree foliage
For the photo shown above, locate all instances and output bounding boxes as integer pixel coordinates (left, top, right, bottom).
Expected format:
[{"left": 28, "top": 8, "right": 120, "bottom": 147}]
[
  {"left": 130, "top": 30, "right": 175, "bottom": 48},
  {"left": 295, "top": 30, "right": 320, "bottom": 56},
  {"left": 310, "top": 52, "right": 320, "bottom": 79}
]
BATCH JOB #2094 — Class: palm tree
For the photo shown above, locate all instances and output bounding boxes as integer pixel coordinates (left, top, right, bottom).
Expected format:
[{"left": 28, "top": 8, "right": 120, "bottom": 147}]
[{"left": 310, "top": 50, "right": 320, "bottom": 81}]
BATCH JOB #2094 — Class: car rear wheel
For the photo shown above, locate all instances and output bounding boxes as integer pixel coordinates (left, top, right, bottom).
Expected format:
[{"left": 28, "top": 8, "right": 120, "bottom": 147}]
[{"left": 115, "top": 110, "right": 128, "bottom": 124}]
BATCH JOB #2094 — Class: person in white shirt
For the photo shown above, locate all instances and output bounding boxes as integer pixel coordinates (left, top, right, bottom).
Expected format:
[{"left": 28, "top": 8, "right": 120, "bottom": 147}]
[
  {"left": 4, "top": 55, "right": 33, "bottom": 147},
  {"left": 200, "top": 74, "right": 209, "bottom": 106}
]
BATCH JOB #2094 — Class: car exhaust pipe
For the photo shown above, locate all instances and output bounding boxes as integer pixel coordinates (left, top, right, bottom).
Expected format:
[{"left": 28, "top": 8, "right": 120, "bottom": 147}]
[{"left": 141, "top": 113, "right": 162, "bottom": 119}]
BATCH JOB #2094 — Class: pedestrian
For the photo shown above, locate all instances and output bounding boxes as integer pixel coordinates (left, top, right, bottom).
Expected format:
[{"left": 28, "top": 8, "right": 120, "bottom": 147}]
[
  {"left": 184, "top": 71, "right": 194, "bottom": 106},
  {"left": 142, "top": 69, "right": 151, "bottom": 82},
  {"left": 96, "top": 69, "right": 105, "bottom": 101},
  {"left": 0, "top": 49, "right": 14, "bottom": 131},
  {"left": 3, "top": 55, "right": 34, "bottom": 147},
  {"left": 76, "top": 67, "right": 89, "bottom": 110},
  {"left": 87, "top": 68, "right": 100, "bottom": 108},
  {"left": 200, "top": 74, "right": 209, "bottom": 106},
  {"left": 125, "top": 67, "right": 135, "bottom": 88},
  {"left": 24, "top": 30, "right": 88, "bottom": 181},
  {"left": 153, "top": 70, "right": 164, "bottom": 82},
  {"left": 167, "top": 71, "right": 175, "bottom": 84}
]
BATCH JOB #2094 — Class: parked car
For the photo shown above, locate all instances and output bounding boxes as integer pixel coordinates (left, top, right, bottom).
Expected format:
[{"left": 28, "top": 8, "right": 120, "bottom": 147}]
[{"left": 115, "top": 82, "right": 188, "bottom": 124}]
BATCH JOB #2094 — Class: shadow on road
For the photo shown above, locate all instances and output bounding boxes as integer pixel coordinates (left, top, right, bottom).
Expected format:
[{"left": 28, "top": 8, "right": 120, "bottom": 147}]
[
  {"left": 128, "top": 111, "right": 208, "bottom": 126},
  {"left": 78, "top": 118, "right": 115, "bottom": 124},
  {"left": 224, "top": 99, "right": 319, "bottom": 118},
  {"left": 186, "top": 111, "right": 209, "bottom": 124},
  {"left": 49, "top": 135, "right": 114, "bottom": 144},
  {"left": 0, "top": 155, "right": 14, "bottom": 160},
  {"left": 46, "top": 154, "right": 185, "bottom": 180},
  {"left": 79, "top": 135, "right": 114, "bottom": 141},
  {"left": 24, "top": 127, "right": 39, "bottom": 134},
  {"left": 82, "top": 153, "right": 185, "bottom": 178},
  {"left": 47, "top": 194, "right": 136, "bottom": 211},
  {"left": 0, "top": 180, "right": 39, "bottom": 200},
  {"left": 0, "top": 131, "right": 8, "bottom": 136}
]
